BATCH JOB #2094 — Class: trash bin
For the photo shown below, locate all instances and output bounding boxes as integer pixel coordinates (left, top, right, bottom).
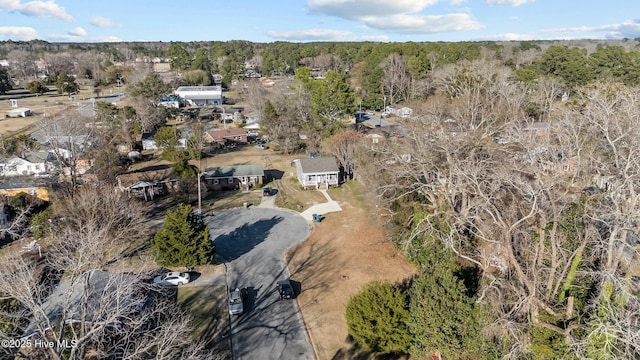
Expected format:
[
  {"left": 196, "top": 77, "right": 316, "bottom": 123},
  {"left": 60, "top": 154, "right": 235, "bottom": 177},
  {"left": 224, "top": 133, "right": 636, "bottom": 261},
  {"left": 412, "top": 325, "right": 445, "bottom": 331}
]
[
  {"left": 314, "top": 214, "right": 322, "bottom": 222},
  {"left": 243, "top": 202, "right": 248, "bottom": 208}
]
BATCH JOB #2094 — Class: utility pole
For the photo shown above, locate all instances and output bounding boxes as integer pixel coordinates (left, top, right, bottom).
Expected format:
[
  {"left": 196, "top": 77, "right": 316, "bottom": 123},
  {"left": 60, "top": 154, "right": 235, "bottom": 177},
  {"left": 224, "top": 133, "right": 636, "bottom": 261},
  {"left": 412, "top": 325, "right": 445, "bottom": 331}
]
[
  {"left": 197, "top": 157, "right": 203, "bottom": 216},
  {"left": 197, "top": 172, "right": 202, "bottom": 216},
  {"left": 381, "top": 95, "right": 386, "bottom": 127}
]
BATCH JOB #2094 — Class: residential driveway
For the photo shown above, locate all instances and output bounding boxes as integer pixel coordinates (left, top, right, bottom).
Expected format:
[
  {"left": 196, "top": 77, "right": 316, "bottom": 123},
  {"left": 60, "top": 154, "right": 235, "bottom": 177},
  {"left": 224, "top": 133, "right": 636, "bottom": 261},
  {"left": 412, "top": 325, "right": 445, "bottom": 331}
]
[
  {"left": 206, "top": 208, "right": 314, "bottom": 360},
  {"left": 300, "top": 190, "right": 342, "bottom": 222}
]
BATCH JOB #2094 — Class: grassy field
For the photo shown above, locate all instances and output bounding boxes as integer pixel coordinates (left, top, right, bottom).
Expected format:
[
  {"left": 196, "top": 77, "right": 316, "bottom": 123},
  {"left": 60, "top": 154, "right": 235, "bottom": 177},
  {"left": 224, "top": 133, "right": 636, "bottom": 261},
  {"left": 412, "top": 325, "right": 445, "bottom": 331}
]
[{"left": 0, "top": 84, "right": 121, "bottom": 137}]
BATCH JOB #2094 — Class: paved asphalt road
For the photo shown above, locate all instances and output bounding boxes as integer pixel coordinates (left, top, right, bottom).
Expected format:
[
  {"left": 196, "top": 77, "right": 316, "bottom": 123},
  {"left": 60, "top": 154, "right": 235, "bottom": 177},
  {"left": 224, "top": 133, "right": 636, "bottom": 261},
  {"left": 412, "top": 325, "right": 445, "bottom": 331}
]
[
  {"left": 207, "top": 207, "right": 313, "bottom": 360},
  {"left": 356, "top": 112, "right": 392, "bottom": 128}
]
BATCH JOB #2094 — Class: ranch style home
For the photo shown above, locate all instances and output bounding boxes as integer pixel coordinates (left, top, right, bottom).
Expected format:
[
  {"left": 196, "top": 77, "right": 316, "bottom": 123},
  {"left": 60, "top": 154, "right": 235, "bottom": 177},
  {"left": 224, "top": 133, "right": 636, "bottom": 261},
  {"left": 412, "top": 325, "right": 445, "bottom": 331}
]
[{"left": 296, "top": 157, "right": 340, "bottom": 189}]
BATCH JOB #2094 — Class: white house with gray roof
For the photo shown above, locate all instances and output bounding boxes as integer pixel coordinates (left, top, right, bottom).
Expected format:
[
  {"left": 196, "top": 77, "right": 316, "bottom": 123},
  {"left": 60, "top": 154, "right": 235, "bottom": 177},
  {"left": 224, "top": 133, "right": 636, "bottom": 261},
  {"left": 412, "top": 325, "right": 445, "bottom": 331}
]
[
  {"left": 296, "top": 157, "right": 340, "bottom": 189},
  {"left": 0, "top": 151, "right": 51, "bottom": 177}
]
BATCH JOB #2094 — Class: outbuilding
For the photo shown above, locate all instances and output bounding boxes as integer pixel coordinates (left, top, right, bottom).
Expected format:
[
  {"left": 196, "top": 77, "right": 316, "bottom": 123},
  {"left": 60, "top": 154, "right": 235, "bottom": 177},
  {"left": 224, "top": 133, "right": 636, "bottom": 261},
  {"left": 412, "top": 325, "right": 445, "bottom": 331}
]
[
  {"left": 7, "top": 107, "right": 31, "bottom": 117},
  {"left": 174, "top": 86, "right": 223, "bottom": 106}
]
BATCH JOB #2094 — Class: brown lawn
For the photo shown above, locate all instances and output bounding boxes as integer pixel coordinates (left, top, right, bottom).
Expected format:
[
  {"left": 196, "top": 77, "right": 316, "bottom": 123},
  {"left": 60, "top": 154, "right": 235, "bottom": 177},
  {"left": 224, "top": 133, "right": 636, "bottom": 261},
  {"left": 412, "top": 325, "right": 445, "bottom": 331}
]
[
  {"left": 287, "top": 181, "right": 417, "bottom": 360},
  {"left": 0, "top": 85, "right": 121, "bottom": 136}
]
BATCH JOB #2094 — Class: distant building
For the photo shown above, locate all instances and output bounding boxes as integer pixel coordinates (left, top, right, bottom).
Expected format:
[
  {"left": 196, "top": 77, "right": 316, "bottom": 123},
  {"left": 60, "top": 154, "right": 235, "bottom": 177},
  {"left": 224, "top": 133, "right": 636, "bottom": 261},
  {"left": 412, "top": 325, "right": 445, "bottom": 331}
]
[
  {"left": 0, "top": 176, "right": 51, "bottom": 201},
  {"left": 204, "top": 128, "right": 248, "bottom": 147},
  {"left": 0, "top": 151, "right": 51, "bottom": 177},
  {"left": 115, "top": 166, "right": 180, "bottom": 201},
  {"left": 7, "top": 107, "right": 31, "bottom": 118},
  {"left": 174, "top": 86, "right": 223, "bottom": 106}
]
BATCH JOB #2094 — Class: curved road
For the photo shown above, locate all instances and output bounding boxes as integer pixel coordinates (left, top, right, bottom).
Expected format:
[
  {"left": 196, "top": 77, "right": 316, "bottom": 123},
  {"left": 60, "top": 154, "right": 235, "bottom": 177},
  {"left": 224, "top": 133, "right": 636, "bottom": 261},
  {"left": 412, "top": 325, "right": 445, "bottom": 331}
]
[{"left": 207, "top": 207, "right": 313, "bottom": 360}]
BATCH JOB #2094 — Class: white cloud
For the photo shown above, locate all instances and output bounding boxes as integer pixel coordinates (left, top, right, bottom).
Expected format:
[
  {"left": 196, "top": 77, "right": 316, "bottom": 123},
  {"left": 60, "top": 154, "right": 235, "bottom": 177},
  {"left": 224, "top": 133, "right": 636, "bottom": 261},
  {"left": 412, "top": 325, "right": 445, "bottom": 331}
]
[
  {"left": 544, "top": 19, "right": 640, "bottom": 39},
  {"left": 0, "top": 26, "right": 38, "bottom": 40},
  {"left": 308, "top": 0, "right": 440, "bottom": 18},
  {"left": 0, "top": 0, "right": 73, "bottom": 21},
  {"left": 90, "top": 16, "right": 119, "bottom": 28},
  {"left": 68, "top": 26, "right": 86, "bottom": 37},
  {"left": 486, "top": 0, "right": 535, "bottom": 6},
  {"left": 363, "top": 13, "right": 484, "bottom": 33},
  {"left": 306, "top": 0, "right": 481, "bottom": 35},
  {"left": 267, "top": 28, "right": 354, "bottom": 41}
]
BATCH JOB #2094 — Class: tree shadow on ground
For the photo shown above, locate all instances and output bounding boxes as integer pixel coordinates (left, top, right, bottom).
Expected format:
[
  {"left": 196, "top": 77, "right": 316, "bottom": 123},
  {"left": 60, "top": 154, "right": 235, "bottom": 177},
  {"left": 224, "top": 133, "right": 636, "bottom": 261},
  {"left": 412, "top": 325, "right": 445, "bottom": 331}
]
[
  {"left": 264, "top": 169, "right": 285, "bottom": 183},
  {"left": 289, "top": 279, "right": 302, "bottom": 298},
  {"left": 177, "top": 285, "right": 228, "bottom": 353},
  {"left": 332, "top": 336, "right": 410, "bottom": 360},
  {"left": 211, "top": 215, "right": 284, "bottom": 263}
]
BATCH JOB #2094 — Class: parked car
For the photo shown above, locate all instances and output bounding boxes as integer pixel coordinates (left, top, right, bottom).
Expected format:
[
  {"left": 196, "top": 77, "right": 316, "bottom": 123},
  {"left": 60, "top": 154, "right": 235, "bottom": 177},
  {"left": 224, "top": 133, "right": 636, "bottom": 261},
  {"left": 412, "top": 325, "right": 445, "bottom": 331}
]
[
  {"left": 255, "top": 144, "right": 267, "bottom": 150},
  {"left": 263, "top": 187, "right": 276, "bottom": 196},
  {"left": 153, "top": 271, "right": 190, "bottom": 286},
  {"left": 276, "top": 280, "right": 294, "bottom": 300},
  {"left": 228, "top": 288, "right": 245, "bottom": 315}
]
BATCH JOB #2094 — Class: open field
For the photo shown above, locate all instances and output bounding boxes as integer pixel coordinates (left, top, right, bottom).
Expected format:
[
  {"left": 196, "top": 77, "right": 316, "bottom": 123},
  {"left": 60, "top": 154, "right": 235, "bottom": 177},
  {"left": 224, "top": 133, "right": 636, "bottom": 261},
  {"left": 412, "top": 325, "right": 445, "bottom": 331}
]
[{"left": 0, "top": 85, "right": 122, "bottom": 136}]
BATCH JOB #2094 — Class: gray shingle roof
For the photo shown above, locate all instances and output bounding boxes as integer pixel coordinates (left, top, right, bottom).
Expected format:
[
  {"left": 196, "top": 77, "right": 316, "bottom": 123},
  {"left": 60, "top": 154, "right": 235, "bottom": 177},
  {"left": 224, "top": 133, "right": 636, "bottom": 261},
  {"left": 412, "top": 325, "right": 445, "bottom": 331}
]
[
  {"left": 299, "top": 157, "right": 339, "bottom": 174},
  {"left": 0, "top": 176, "right": 51, "bottom": 190},
  {"left": 203, "top": 164, "right": 264, "bottom": 178}
]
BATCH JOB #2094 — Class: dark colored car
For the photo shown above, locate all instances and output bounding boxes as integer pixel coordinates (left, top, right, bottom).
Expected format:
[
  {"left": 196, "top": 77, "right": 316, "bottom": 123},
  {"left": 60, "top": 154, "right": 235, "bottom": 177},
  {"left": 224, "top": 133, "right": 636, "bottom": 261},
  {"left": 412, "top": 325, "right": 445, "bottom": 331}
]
[
  {"left": 263, "top": 187, "right": 275, "bottom": 196},
  {"left": 276, "top": 280, "right": 294, "bottom": 300}
]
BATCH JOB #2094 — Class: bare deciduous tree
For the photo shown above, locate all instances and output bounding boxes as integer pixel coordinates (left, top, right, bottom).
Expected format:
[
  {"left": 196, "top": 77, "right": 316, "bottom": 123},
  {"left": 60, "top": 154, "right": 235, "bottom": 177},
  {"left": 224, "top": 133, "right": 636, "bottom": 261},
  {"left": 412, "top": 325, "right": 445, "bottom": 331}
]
[
  {"left": 381, "top": 53, "right": 411, "bottom": 105},
  {"left": 0, "top": 187, "right": 216, "bottom": 359}
]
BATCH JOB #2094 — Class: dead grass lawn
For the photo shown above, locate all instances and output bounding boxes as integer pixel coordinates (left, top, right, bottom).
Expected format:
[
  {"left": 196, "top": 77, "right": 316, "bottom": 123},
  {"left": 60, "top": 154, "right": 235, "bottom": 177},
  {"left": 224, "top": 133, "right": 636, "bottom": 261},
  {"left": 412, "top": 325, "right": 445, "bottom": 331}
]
[{"left": 287, "top": 181, "right": 416, "bottom": 360}]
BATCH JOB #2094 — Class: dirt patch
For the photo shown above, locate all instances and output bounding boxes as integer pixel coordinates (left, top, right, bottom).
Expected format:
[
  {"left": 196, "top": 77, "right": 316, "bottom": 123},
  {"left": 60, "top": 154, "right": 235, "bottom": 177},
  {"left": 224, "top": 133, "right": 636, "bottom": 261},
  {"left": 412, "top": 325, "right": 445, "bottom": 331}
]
[{"left": 287, "top": 181, "right": 416, "bottom": 360}]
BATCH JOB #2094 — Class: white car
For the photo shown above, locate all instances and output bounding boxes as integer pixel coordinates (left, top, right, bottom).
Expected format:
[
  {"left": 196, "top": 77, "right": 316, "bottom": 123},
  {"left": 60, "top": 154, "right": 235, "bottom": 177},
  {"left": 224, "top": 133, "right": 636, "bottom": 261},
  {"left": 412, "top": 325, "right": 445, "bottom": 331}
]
[{"left": 153, "top": 271, "right": 190, "bottom": 286}]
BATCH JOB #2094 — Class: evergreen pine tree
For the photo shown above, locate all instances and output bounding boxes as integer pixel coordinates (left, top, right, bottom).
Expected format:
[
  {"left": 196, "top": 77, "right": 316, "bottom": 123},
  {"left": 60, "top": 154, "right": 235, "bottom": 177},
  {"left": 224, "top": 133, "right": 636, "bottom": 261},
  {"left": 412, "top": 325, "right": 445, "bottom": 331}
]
[
  {"left": 152, "top": 203, "right": 213, "bottom": 266},
  {"left": 345, "top": 281, "right": 411, "bottom": 354}
]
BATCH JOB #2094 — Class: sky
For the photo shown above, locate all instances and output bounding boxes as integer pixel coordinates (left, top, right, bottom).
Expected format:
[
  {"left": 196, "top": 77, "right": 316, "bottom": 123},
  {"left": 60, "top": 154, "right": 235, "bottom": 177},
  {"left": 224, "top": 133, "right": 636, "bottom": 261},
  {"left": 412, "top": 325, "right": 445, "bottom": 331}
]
[{"left": 1, "top": 0, "right": 640, "bottom": 43}]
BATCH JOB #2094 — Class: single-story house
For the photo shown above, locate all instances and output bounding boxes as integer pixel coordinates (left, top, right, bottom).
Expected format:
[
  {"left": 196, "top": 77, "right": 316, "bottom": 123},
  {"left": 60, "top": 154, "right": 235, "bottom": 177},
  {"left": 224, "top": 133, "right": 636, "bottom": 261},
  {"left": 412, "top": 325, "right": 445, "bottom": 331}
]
[
  {"left": 0, "top": 176, "right": 51, "bottom": 201},
  {"left": 397, "top": 107, "right": 413, "bottom": 118},
  {"left": 296, "top": 157, "right": 340, "bottom": 189},
  {"left": 22, "top": 270, "right": 149, "bottom": 340},
  {"left": 0, "top": 151, "right": 51, "bottom": 177},
  {"left": 365, "top": 132, "right": 385, "bottom": 145},
  {"left": 204, "top": 128, "right": 248, "bottom": 147},
  {"left": 202, "top": 164, "right": 264, "bottom": 191},
  {"left": 174, "top": 86, "right": 223, "bottom": 106},
  {"left": 115, "top": 166, "right": 180, "bottom": 201},
  {"left": 8, "top": 107, "right": 31, "bottom": 118},
  {"left": 141, "top": 132, "right": 188, "bottom": 151}
]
